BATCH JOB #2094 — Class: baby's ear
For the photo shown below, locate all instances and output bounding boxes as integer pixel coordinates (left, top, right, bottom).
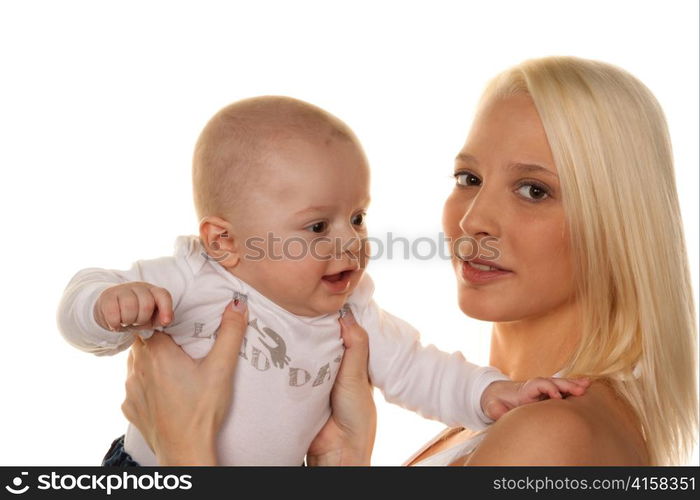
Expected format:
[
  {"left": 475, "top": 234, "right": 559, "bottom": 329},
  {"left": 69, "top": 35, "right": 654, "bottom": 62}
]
[{"left": 199, "top": 216, "right": 241, "bottom": 268}]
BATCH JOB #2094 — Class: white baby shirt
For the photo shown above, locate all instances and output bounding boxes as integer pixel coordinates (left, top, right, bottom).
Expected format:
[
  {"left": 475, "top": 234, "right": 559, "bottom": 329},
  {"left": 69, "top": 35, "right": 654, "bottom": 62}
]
[{"left": 57, "top": 235, "right": 507, "bottom": 465}]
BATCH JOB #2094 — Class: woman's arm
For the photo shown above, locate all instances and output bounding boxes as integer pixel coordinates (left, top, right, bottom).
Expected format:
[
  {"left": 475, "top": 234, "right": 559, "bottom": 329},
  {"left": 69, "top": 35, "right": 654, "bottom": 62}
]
[{"left": 121, "top": 299, "right": 249, "bottom": 465}]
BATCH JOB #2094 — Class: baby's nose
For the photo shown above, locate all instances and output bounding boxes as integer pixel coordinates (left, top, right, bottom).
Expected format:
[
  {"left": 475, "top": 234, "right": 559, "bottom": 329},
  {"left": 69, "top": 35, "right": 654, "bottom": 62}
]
[{"left": 336, "top": 226, "right": 363, "bottom": 257}]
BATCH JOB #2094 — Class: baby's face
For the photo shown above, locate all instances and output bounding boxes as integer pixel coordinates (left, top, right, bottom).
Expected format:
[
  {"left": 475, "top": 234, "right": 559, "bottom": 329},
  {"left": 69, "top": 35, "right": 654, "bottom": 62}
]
[{"left": 231, "top": 133, "right": 371, "bottom": 317}]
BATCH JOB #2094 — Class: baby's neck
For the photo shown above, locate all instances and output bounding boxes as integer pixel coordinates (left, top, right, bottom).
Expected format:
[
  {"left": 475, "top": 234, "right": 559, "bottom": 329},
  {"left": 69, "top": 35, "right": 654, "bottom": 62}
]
[
  {"left": 225, "top": 266, "right": 334, "bottom": 318},
  {"left": 489, "top": 298, "right": 582, "bottom": 381}
]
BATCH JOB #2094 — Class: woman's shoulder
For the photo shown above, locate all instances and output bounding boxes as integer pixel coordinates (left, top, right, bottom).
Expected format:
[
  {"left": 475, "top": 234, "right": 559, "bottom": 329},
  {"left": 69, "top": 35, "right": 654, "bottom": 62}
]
[{"left": 464, "top": 381, "right": 649, "bottom": 465}]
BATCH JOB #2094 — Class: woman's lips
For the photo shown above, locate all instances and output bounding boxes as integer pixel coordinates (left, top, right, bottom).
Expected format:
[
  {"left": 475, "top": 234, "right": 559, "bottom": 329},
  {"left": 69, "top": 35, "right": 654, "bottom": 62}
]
[
  {"left": 459, "top": 259, "right": 513, "bottom": 284},
  {"left": 321, "top": 269, "right": 354, "bottom": 293}
]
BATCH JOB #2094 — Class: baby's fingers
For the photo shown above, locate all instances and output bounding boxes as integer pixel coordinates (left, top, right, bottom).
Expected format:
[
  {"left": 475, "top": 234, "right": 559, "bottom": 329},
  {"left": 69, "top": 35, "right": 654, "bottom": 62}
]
[
  {"left": 522, "top": 377, "right": 563, "bottom": 402},
  {"left": 550, "top": 377, "right": 591, "bottom": 396},
  {"left": 97, "top": 294, "right": 125, "bottom": 331},
  {"left": 131, "top": 285, "right": 157, "bottom": 327},
  {"left": 116, "top": 289, "right": 140, "bottom": 328},
  {"left": 150, "top": 286, "right": 173, "bottom": 326}
]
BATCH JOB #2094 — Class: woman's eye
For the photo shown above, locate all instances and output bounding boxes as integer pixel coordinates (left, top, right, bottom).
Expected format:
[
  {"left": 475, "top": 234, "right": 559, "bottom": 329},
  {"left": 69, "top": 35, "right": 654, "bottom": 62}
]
[
  {"left": 454, "top": 172, "right": 481, "bottom": 187},
  {"left": 351, "top": 212, "right": 366, "bottom": 226},
  {"left": 516, "top": 183, "right": 550, "bottom": 201},
  {"left": 306, "top": 221, "right": 328, "bottom": 233}
]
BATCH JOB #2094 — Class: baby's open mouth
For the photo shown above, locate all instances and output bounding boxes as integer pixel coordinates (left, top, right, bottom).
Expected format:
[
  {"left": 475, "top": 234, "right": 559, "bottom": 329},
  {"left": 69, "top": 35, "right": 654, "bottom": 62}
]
[
  {"left": 322, "top": 270, "right": 352, "bottom": 283},
  {"left": 321, "top": 269, "right": 356, "bottom": 294}
]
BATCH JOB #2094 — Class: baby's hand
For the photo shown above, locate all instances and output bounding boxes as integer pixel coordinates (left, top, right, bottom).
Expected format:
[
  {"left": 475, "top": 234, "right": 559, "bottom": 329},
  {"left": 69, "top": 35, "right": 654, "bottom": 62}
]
[
  {"left": 481, "top": 376, "right": 591, "bottom": 422},
  {"left": 94, "top": 282, "right": 173, "bottom": 333}
]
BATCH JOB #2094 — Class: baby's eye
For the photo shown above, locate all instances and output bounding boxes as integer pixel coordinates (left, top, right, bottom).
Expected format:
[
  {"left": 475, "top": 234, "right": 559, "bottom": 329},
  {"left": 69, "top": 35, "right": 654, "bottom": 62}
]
[
  {"left": 516, "top": 183, "right": 550, "bottom": 201},
  {"left": 351, "top": 212, "right": 366, "bottom": 226},
  {"left": 306, "top": 221, "right": 328, "bottom": 233},
  {"left": 454, "top": 171, "right": 481, "bottom": 187}
]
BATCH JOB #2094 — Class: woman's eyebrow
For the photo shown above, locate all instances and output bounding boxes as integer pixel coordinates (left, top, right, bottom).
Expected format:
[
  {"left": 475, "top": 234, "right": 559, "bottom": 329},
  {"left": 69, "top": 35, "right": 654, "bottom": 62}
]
[
  {"left": 455, "top": 153, "right": 478, "bottom": 165},
  {"left": 456, "top": 153, "right": 558, "bottom": 179},
  {"left": 507, "top": 162, "right": 559, "bottom": 179}
]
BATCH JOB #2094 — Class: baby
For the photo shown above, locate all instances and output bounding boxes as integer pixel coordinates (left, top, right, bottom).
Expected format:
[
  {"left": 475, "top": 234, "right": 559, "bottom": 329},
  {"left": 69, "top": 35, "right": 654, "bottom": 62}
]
[{"left": 57, "top": 96, "right": 583, "bottom": 465}]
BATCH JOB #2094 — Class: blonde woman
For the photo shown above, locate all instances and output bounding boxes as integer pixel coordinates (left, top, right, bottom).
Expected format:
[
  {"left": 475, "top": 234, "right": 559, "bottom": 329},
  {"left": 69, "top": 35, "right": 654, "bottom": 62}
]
[{"left": 121, "top": 56, "right": 697, "bottom": 466}]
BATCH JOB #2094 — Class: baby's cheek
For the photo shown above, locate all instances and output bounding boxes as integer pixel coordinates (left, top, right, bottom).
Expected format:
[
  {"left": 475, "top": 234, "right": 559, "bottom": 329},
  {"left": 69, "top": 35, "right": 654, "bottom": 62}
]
[
  {"left": 359, "top": 240, "right": 371, "bottom": 268},
  {"left": 291, "top": 257, "right": 329, "bottom": 285},
  {"left": 310, "top": 238, "right": 334, "bottom": 259},
  {"left": 283, "top": 238, "right": 308, "bottom": 260}
]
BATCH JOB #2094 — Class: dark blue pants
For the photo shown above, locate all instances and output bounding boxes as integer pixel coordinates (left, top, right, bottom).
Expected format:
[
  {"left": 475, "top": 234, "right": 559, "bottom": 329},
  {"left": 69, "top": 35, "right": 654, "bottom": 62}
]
[
  {"left": 101, "top": 435, "right": 140, "bottom": 466},
  {"left": 101, "top": 434, "right": 309, "bottom": 466}
]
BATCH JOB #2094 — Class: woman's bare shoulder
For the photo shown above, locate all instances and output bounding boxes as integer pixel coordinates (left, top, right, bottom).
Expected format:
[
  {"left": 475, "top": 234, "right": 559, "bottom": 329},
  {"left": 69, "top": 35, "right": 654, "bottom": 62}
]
[{"left": 464, "top": 382, "right": 648, "bottom": 465}]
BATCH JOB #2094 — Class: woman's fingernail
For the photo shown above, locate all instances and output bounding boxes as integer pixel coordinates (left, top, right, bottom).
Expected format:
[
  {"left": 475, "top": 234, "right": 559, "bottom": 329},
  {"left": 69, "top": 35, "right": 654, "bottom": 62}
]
[
  {"left": 230, "top": 292, "right": 248, "bottom": 312},
  {"left": 338, "top": 304, "right": 355, "bottom": 325}
]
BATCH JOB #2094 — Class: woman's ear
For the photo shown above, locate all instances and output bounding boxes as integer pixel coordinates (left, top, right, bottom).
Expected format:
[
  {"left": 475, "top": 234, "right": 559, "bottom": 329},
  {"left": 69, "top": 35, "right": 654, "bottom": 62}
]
[{"left": 199, "top": 216, "right": 241, "bottom": 268}]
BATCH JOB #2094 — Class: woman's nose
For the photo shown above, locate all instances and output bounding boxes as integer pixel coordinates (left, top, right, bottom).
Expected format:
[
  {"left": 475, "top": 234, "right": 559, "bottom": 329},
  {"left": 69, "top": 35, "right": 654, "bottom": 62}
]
[{"left": 458, "top": 187, "right": 500, "bottom": 238}]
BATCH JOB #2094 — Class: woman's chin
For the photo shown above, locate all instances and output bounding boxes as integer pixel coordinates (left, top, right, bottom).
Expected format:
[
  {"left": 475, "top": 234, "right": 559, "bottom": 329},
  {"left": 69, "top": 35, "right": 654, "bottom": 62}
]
[{"left": 457, "top": 292, "right": 517, "bottom": 322}]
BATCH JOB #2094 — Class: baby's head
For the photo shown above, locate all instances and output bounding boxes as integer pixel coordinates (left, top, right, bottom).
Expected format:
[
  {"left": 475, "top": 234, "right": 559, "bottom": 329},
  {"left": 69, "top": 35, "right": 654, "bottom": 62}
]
[{"left": 193, "top": 96, "right": 371, "bottom": 317}]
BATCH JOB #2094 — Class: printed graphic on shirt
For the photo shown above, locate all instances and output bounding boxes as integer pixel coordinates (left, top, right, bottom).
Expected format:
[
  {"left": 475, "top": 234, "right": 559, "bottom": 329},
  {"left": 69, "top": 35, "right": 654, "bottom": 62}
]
[
  {"left": 192, "top": 322, "right": 208, "bottom": 338},
  {"left": 248, "top": 318, "right": 291, "bottom": 369},
  {"left": 288, "top": 354, "right": 343, "bottom": 387},
  {"left": 229, "top": 315, "right": 342, "bottom": 389}
]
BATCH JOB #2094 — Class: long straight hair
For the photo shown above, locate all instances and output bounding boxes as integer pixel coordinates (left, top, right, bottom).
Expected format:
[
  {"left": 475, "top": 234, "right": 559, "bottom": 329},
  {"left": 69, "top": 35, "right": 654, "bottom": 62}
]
[{"left": 479, "top": 56, "right": 697, "bottom": 465}]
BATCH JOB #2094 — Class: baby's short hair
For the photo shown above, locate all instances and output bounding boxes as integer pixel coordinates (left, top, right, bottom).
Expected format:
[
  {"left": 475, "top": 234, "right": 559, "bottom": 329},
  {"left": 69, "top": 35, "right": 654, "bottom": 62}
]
[{"left": 192, "top": 96, "right": 357, "bottom": 223}]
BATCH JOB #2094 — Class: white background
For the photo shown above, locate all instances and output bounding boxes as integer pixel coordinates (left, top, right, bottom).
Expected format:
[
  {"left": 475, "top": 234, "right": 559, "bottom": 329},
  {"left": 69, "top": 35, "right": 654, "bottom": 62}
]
[{"left": 0, "top": 0, "right": 697, "bottom": 466}]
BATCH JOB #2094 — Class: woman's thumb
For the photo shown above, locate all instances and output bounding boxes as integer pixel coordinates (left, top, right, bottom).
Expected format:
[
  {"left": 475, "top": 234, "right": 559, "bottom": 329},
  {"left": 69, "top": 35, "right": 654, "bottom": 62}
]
[
  {"left": 205, "top": 295, "right": 248, "bottom": 374},
  {"left": 337, "top": 305, "right": 370, "bottom": 381}
]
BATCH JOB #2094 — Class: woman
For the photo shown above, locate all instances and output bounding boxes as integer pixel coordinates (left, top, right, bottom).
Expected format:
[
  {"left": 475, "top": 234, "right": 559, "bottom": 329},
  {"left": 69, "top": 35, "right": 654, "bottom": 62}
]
[{"left": 122, "top": 56, "right": 698, "bottom": 466}]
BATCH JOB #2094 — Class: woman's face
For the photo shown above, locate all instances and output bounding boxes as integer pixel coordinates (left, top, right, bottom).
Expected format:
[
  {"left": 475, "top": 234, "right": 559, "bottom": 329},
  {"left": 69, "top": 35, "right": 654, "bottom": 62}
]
[{"left": 442, "top": 94, "right": 575, "bottom": 322}]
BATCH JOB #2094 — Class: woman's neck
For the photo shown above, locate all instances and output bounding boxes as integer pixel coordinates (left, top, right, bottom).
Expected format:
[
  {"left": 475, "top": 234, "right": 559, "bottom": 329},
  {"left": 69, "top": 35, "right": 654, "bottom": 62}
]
[{"left": 489, "top": 297, "right": 582, "bottom": 381}]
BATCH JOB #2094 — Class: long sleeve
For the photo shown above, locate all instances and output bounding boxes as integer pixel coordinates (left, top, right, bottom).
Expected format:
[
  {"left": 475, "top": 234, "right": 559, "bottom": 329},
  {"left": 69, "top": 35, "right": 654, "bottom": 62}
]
[
  {"left": 56, "top": 255, "right": 189, "bottom": 356},
  {"left": 361, "top": 301, "right": 509, "bottom": 431}
]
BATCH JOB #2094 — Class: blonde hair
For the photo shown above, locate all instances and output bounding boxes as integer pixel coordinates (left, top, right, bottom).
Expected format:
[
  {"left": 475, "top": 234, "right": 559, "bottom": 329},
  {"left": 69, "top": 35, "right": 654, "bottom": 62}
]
[{"left": 480, "top": 56, "right": 697, "bottom": 465}]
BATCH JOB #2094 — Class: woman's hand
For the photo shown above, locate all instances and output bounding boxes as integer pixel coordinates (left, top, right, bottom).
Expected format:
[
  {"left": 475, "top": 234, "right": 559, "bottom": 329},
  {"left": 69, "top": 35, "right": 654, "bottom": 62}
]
[
  {"left": 121, "top": 298, "right": 249, "bottom": 465},
  {"left": 306, "top": 307, "right": 377, "bottom": 466}
]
